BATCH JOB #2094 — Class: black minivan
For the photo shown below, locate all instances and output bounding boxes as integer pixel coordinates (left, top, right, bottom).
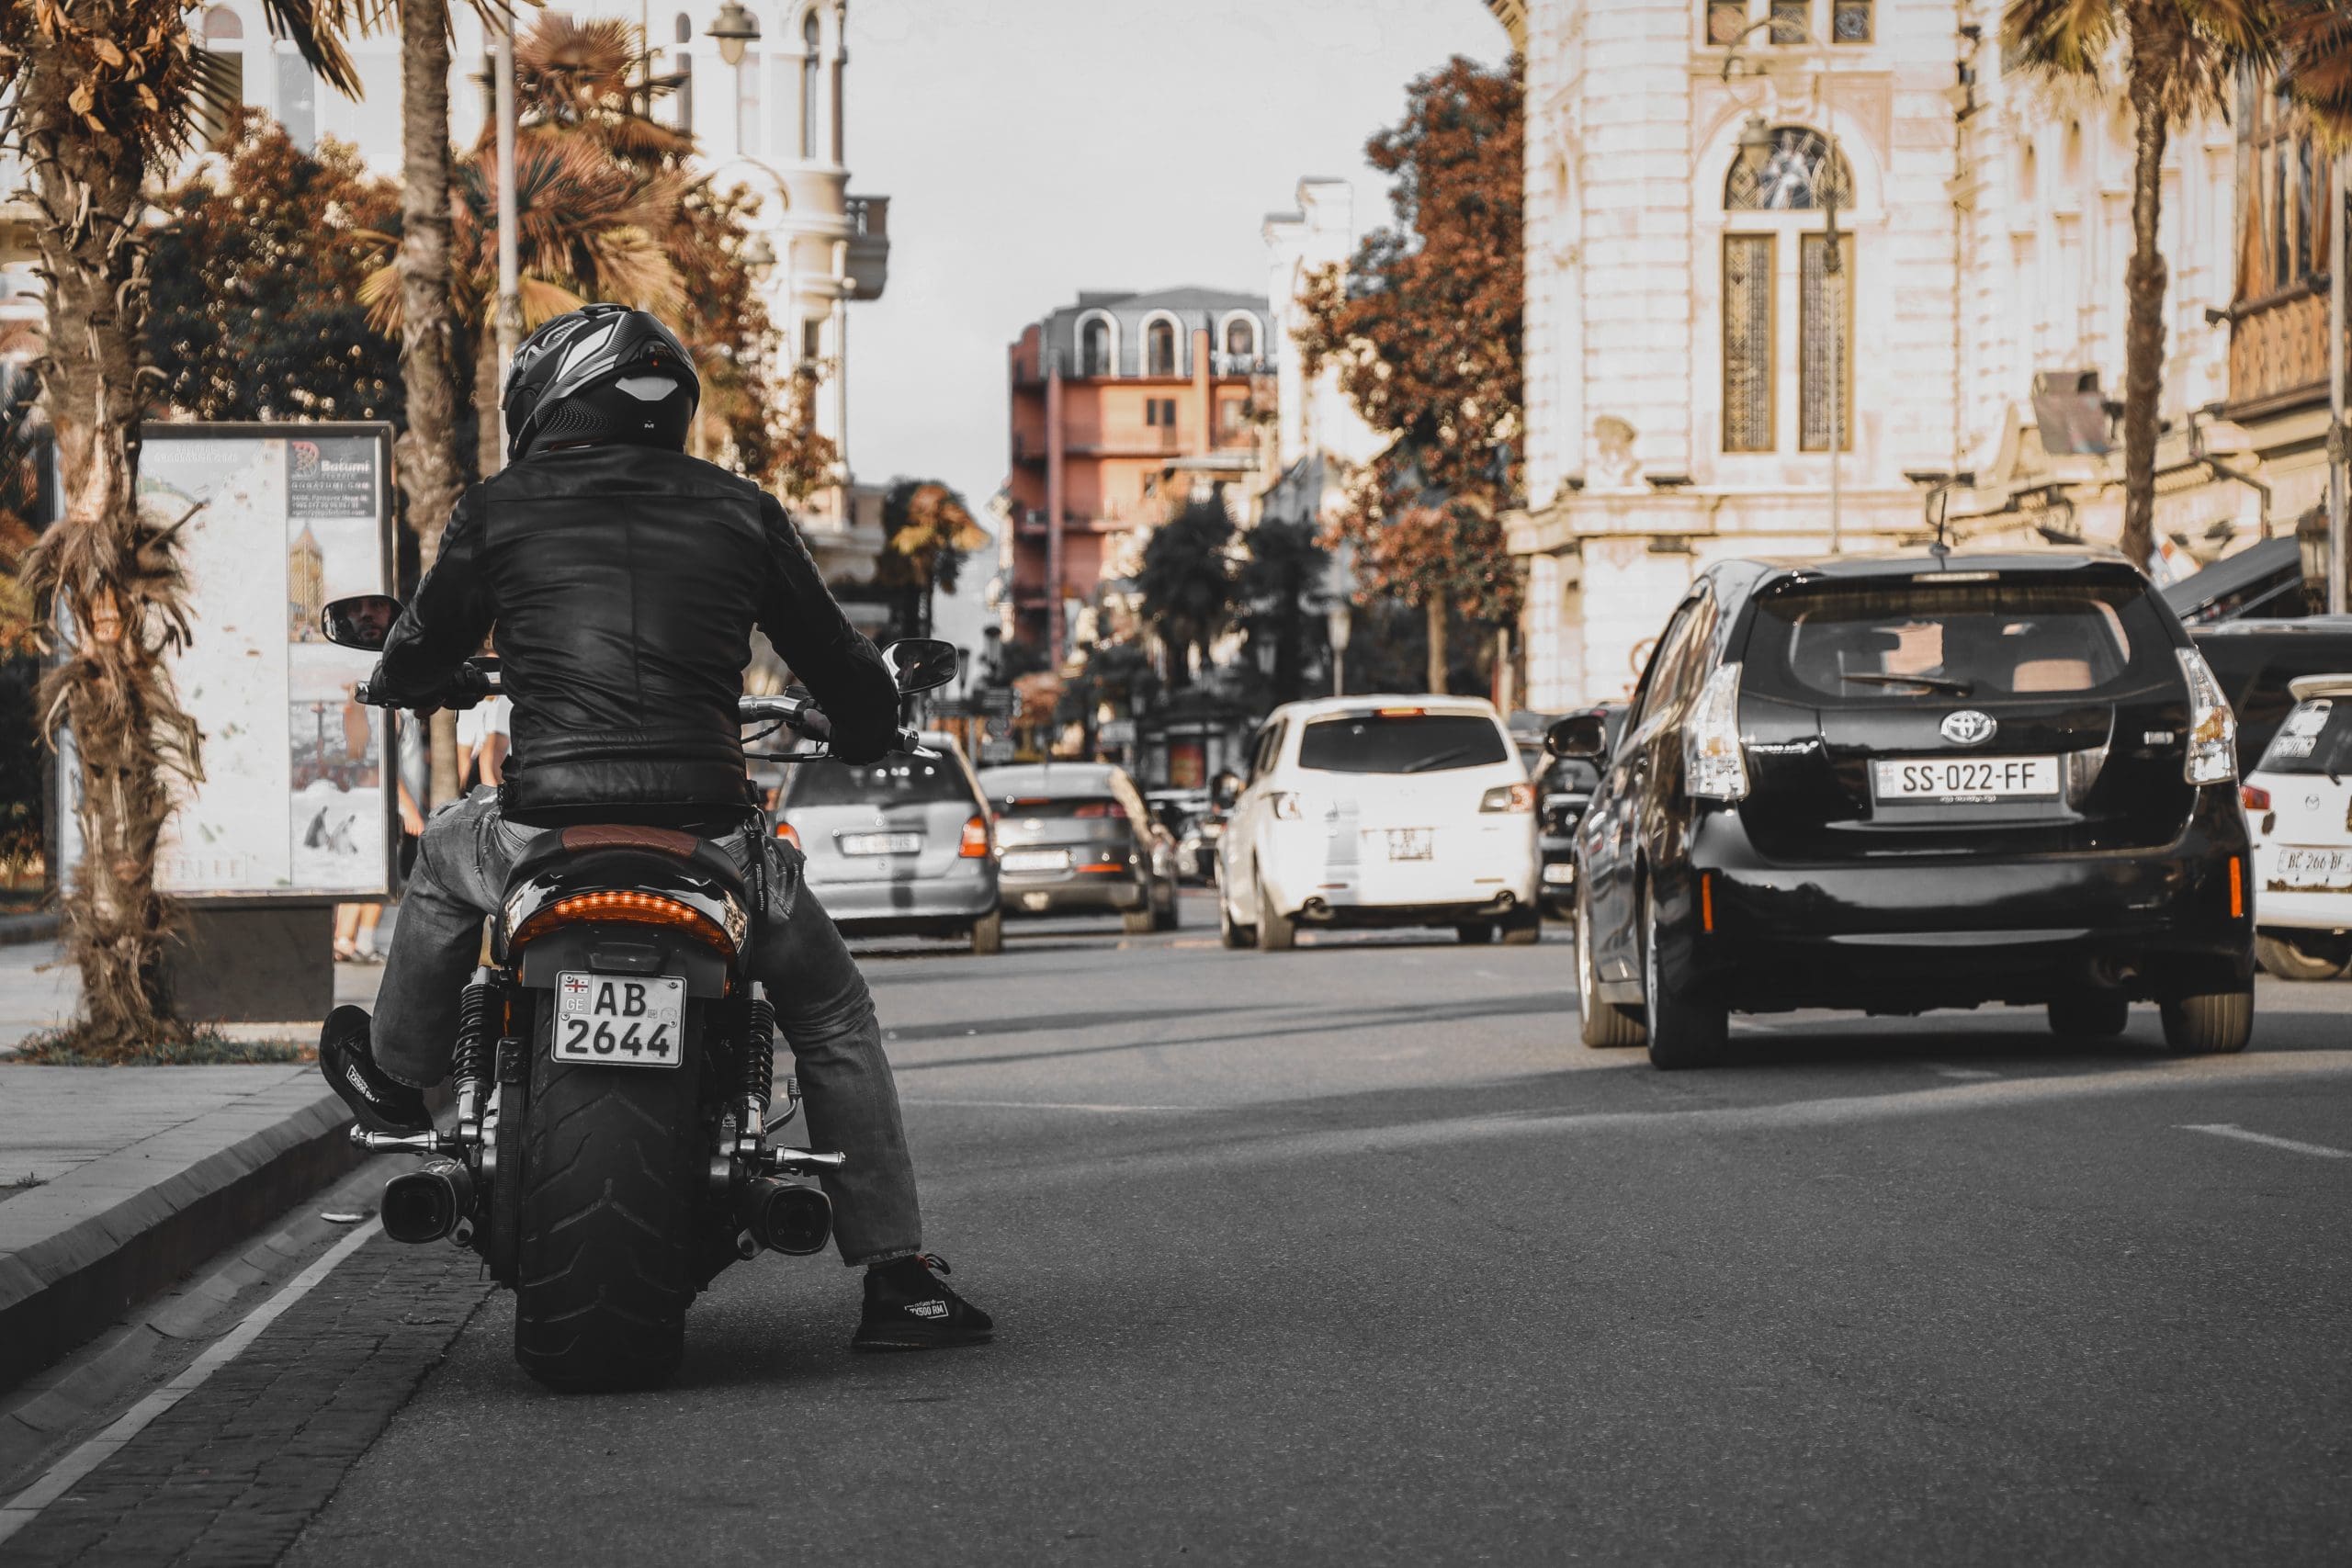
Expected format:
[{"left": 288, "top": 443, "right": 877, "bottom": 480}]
[{"left": 1558, "top": 551, "right": 2256, "bottom": 1069}]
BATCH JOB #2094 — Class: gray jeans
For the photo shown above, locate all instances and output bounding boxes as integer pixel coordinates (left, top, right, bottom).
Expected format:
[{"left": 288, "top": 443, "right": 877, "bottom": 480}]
[{"left": 371, "top": 788, "right": 922, "bottom": 1266}]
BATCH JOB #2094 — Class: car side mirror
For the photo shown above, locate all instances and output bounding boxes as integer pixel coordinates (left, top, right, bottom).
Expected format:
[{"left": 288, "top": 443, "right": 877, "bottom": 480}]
[
  {"left": 1210, "top": 772, "right": 1241, "bottom": 809},
  {"left": 883, "top": 637, "right": 958, "bottom": 695},
  {"left": 320, "top": 594, "right": 403, "bottom": 651},
  {"left": 1544, "top": 713, "right": 1608, "bottom": 761}
]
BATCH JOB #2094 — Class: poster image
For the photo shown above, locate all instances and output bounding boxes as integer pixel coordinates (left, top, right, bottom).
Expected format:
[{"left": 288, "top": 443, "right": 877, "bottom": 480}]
[{"left": 62, "top": 425, "right": 396, "bottom": 899}]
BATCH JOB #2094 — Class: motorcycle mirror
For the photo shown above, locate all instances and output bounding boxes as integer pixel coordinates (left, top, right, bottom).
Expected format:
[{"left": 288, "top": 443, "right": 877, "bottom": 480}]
[
  {"left": 1210, "top": 771, "right": 1242, "bottom": 809},
  {"left": 321, "top": 594, "right": 404, "bottom": 651},
  {"left": 1544, "top": 712, "right": 1609, "bottom": 762},
  {"left": 883, "top": 637, "right": 959, "bottom": 695}
]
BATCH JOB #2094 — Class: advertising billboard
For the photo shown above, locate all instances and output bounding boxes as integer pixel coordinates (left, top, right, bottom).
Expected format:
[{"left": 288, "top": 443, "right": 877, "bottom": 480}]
[{"left": 57, "top": 423, "right": 397, "bottom": 901}]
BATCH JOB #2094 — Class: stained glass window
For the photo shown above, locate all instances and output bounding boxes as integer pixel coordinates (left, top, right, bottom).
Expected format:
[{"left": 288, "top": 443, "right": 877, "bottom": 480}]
[
  {"left": 1769, "top": 0, "right": 1808, "bottom": 44},
  {"left": 1723, "top": 235, "right": 1774, "bottom": 453},
  {"left": 1832, "top": 0, "right": 1871, "bottom": 42},
  {"left": 1706, "top": 1, "right": 1747, "bottom": 45},
  {"left": 1725, "top": 127, "right": 1852, "bottom": 210},
  {"left": 1800, "top": 233, "right": 1853, "bottom": 452}
]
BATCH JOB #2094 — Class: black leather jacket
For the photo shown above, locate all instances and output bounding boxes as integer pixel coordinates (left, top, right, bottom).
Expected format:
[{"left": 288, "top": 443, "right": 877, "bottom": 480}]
[{"left": 373, "top": 445, "right": 898, "bottom": 819}]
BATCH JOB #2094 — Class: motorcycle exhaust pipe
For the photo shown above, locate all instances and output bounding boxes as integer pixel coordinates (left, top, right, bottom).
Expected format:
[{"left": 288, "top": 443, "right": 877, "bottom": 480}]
[
  {"left": 381, "top": 1158, "right": 475, "bottom": 1244},
  {"left": 737, "top": 1176, "right": 832, "bottom": 1256}
]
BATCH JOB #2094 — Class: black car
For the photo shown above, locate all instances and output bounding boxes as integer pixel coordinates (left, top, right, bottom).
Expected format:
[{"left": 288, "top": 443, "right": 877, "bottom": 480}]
[
  {"left": 2188, "top": 615, "right": 2352, "bottom": 773},
  {"left": 1559, "top": 551, "right": 2256, "bottom": 1069},
  {"left": 1517, "top": 706, "right": 1622, "bottom": 919}
]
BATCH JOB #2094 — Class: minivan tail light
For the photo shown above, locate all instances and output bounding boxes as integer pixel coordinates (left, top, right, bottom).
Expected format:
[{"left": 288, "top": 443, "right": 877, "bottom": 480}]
[
  {"left": 958, "top": 815, "right": 991, "bottom": 857},
  {"left": 2177, "top": 648, "right": 2238, "bottom": 785},
  {"left": 1683, "top": 662, "right": 1748, "bottom": 803},
  {"left": 1480, "top": 783, "right": 1536, "bottom": 813}
]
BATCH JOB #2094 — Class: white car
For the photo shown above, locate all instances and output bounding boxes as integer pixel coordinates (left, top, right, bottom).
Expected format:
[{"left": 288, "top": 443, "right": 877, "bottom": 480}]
[
  {"left": 2243, "top": 673, "right": 2352, "bottom": 980},
  {"left": 1215, "top": 695, "right": 1540, "bottom": 951}
]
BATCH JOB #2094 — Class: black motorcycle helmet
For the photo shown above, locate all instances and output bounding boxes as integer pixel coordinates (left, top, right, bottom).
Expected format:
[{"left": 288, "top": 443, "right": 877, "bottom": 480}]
[{"left": 502, "top": 303, "right": 701, "bottom": 462}]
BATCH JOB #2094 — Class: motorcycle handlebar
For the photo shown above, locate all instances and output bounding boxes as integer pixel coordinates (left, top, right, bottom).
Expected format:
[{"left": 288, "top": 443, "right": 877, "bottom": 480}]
[{"left": 354, "top": 659, "right": 498, "bottom": 710}]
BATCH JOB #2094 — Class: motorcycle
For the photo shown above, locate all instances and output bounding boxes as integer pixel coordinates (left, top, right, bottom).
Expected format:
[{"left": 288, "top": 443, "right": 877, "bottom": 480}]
[{"left": 319, "top": 594, "right": 959, "bottom": 1393}]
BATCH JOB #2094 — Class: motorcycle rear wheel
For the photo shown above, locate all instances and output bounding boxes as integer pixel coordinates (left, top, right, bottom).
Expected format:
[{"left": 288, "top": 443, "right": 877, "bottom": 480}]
[{"left": 514, "top": 992, "right": 707, "bottom": 1393}]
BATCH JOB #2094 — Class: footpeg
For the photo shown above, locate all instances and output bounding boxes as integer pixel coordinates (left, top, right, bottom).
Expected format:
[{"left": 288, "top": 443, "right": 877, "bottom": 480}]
[{"left": 349, "top": 1126, "right": 460, "bottom": 1156}]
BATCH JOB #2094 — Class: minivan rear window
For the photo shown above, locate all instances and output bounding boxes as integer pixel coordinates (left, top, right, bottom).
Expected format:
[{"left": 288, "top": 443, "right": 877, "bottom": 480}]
[
  {"left": 1296, "top": 714, "right": 1510, "bottom": 774},
  {"left": 785, "top": 757, "right": 972, "bottom": 808},
  {"left": 2257, "top": 699, "right": 2352, "bottom": 775},
  {"left": 1744, "top": 581, "right": 2162, "bottom": 702}
]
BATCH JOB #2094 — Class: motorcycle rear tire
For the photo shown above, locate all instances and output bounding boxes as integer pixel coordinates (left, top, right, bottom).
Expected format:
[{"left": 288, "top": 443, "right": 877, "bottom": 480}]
[{"left": 514, "top": 993, "right": 706, "bottom": 1393}]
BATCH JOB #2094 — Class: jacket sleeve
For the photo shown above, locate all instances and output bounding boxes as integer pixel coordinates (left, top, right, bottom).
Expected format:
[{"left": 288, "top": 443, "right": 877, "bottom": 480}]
[
  {"left": 752, "top": 492, "right": 899, "bottom": 762},
  {"left": 373, "top": 489, "right": 496, "bottom": 705}
]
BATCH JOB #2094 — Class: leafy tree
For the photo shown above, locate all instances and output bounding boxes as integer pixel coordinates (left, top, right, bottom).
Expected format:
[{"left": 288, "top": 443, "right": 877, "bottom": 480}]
[
  {"left": 877, "top": 479, "right": 989, "bottom": 637},
  {"left": 1238, "top": 517, "right": 1326, "bottom": 705},
  {"left": 1295, "top": 55, "right": 1523, "bottom": 694},
  {"left": 2003, "top": 0, "right": 2350, "bottom": 570},
  {"left": 149, "top": 115, "right": 403, "bottom": 426},
  {"left": 0, "top": 0, "right": 371, "bottom": 1055},
  {"left": 1136, "top": 484, "right": 1237, "bottom": 690}
]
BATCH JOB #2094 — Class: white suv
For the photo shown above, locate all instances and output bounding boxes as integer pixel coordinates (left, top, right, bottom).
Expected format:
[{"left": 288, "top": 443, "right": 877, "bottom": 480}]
[{"left": 1215, "top": 695, "right": 1540, "bottom": 951}]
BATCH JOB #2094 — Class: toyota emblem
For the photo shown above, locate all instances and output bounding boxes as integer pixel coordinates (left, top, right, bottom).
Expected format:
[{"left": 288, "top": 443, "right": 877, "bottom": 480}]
[{"left": 1940, "top": 710, "right": 1997, "bottom": 746}]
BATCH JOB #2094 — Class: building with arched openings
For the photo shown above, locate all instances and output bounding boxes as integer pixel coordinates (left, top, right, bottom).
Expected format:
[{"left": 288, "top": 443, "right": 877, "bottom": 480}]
[
  {"left": 1493, "top": 0, "right": 2237, "bottom": 709},
  {"left": 87, "top": 0, "right": 894, "bottom": 587}
]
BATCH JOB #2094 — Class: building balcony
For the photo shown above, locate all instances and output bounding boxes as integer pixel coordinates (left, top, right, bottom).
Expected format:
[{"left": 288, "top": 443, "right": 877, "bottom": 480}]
[
  {"left": 2226, "top": 283, "right": 2341, "bottom": 419},
  {"left": 845, "top": 194, "right": 889, "bottom": 300}
]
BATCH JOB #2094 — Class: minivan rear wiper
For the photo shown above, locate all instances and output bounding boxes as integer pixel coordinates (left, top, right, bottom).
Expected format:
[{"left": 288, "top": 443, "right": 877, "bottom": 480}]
[
  {"left": 1400, "top": 747, "right": 1485, "bottom": 773},
  {"left": 1838, "top": 671, "right": 1974, "bottom": 696}
]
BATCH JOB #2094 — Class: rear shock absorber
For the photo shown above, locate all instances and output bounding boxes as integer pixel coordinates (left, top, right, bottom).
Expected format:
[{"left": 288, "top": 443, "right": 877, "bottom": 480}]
[
  {"left": 451, "top": 970, "right": 494, "bottom": 1147},
  {"left": 736, "top": 983, "right": 775, "bottom": 1159}
]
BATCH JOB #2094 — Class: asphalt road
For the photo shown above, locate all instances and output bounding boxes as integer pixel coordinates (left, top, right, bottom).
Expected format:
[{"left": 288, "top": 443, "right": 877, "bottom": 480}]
[{"left": 8, "top": 889, "right": 2351, "bottom": 1565}]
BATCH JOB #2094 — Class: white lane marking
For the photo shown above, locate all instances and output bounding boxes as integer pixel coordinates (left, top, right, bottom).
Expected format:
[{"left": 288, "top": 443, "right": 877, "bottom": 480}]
[
  {"left": 0, "top": 1219, "right": 381, "bottom": 1546},
  {"left": 2178, "top": 1123, "right": 2352, "bottom": 1160},
  {"left": 901, "top": 1099, "right": 1193, "bottom": 1113},
  {"left": 1928, "top": 1065, "right": 2002, "bottom": 1080}
]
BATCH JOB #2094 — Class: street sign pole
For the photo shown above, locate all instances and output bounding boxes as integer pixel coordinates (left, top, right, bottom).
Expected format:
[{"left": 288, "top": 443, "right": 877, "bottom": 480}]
[{"left": 2329, "top": 151, "right": 2347, "bottom": 615}]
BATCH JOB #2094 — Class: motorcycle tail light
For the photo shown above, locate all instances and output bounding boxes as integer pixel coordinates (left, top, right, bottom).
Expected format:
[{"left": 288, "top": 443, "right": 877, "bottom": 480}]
[
  {"left": 959, "top": 815, "right": 991, "bottom": 857},
  {"left": 1683, "top": 661, "right": 1749, "bottom": 803},
  {"left": 2177, "top": 648, "right": 2238, "bottom": 785},
  {"left": 513, "top": 890, "right": 736, "bottom": 954},
  {"left": 2241, "top": 784, "right": 2270, "bottom": 812},
  {"left": 774, "top": 820, "right": 802, "bottom": 849},
  {"left": 1479, "top": 783, "right": 1536, "bottom": 813}
]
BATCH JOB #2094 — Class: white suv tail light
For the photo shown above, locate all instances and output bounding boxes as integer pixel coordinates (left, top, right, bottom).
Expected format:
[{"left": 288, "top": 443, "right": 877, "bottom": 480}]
[
  {"left": 2177, "top": 647, "right": 2237, "bottom": 785},
  {"left": 1684, "top": 661, "right": 1748, "bottom": 803}
]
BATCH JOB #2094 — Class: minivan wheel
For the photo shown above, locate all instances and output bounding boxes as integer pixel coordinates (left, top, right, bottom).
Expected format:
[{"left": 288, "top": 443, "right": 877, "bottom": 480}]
[
  {"left": 1499, "top": 909, "right": 1542, "bottom": 947},
  {"left": 1255, "top": 875, "right": 1295, "bottom": 953},
  {"left": 2047, "top": 988, "right": 2128, "bottom": 1038},
  {"left": 1455, "top": 921, "right": 1497, "bottom": 944},
  {"left": 2159, "top": 976, "right": 2255, "bottom": 1055},
  {"left": 968, "top": 909, "right": 1003, "bottom": 956},
  {"left": 1576, "top": 885, "right": 1644, "bottom": 1049},
  {"left": 2255, "top": 931, "right": 2352, "bottom": 982},
  {"left": 1154, "top": 890, "right": 1182, "bottom": 932},
  {"left": 1218, "top": 886, "right": 1253, "bottom": 950},
  {"left": 1642, "top": 877, "right": 1728, "bottom": 1070}
]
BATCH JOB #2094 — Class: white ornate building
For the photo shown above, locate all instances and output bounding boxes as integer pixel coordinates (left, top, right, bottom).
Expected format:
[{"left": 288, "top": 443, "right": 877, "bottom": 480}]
[
  {"left": 159, "top": 0, "right": 890, "bottom": 577},
  {"left": 1492, "top": 0, "right": 2238, "bottom": 708}
]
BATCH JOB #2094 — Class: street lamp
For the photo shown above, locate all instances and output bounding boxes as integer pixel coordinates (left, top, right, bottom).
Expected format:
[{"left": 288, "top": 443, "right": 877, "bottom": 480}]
[
  {"left": 741, "top": 232, "right": 776, "bottom": 276},
  {"left": 1326, "top": 602, "right": 1352, "bottom": 696},
  {"left": 707, "top": 1, "right": 759, "bottom": 66}
]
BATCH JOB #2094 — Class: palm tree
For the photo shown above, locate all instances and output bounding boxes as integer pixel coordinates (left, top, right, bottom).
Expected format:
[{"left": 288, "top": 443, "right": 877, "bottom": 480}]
[
  {"left": 2003, "top": 0, "right": 2349, "bottom": 570},
  {"left": 0, "top": 0, "right": 367, "bottom": 1054}
]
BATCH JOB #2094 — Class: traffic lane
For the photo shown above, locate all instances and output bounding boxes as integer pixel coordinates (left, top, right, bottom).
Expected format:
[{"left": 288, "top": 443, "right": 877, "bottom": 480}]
[{"left": 288, "top": 1039, "right": 2351, "bottom": 1566}]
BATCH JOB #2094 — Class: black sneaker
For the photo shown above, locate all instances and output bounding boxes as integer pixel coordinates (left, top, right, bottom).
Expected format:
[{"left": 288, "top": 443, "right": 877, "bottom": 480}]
[
  {"left": 853, "top": 1254, "right": 993, "bottom": 1351},
  {"left": 318, "top": 1006, "right": 431, "bottom": 1135}
]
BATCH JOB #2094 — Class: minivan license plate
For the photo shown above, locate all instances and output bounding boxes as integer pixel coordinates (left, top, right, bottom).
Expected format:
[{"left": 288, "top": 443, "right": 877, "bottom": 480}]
[
  {"left": 554, "top": 972, "right": 684, "bottom": 1068},
  {"left": 1871, "top": 756, "right": 2060, "bottom": 802}
]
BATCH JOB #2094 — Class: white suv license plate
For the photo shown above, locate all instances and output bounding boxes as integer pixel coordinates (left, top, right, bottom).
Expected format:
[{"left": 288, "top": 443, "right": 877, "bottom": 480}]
[
  {"left": 1872, "top": 756, "right": 2060, "bottom": 803},
  {"left": 1382, "top": 829, "right": 1434, "bottom": 861},
  {"left": 554, "top": 972, "right": 685, "bottom": 1069}
]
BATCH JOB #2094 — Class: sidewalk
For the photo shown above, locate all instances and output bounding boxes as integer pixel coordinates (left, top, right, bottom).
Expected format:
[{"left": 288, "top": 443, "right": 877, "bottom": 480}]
[{"left": 0, "top": 948, "right": 389, "bottom": 1389}]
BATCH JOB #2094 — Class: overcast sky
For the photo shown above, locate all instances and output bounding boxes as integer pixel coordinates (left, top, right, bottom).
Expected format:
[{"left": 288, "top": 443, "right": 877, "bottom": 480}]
[{"left": 840, "top": 0, "right": 1504, "bottom": 575}]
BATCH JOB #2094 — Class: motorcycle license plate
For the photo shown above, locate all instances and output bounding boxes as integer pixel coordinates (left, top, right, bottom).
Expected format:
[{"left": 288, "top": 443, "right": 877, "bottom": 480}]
[
  {"left": 1871, "top": 756, "right": 2060, "bottom": 802},
  {"left": 554, "top": 972, "right": 685, "bottom": 1068}
]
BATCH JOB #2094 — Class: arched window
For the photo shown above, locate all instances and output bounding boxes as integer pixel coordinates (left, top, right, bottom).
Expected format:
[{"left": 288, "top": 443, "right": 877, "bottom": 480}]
[
  {"left": 1721, "top": 124, "right": 1854, "bottom": 455},
  {"left": 671, "top": 14, "right": 694, "bottom": 133},
  {"left": 1080, "top": 317, "right": 1113, "bottom": 378},
  {"left": 195, "top": 6, "right": 245, "bottom": 145},
  {"left": 202, "top": 6, "right": 242, "bottom": 39},
  {"left": 801, "top": 12, "right": 820, "bottom": 159},
  {"left": 674, "top": 12, "right": 692, "bottom": 44},
  {"left": 1223, "top": 316, "right": 1257, "bottom": 361},
  {"left": 1146, "top": 319, "right": 1177, "bottom": 377}
]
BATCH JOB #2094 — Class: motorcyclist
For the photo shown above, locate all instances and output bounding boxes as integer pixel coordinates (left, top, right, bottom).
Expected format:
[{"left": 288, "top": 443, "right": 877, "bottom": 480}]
[{"left": 317, "top": 303, "right": 989, "bottom": 1352}]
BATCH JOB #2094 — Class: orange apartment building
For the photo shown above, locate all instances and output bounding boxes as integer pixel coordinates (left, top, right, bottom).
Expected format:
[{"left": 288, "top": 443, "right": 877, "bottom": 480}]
[{"left": 1005, "top": 288, "right": 1271, "bottom": 663}]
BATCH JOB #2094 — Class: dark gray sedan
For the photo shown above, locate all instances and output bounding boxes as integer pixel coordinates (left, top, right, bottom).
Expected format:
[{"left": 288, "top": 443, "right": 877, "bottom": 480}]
[{"left": 979, "top": 762, "right": 1177, "bottom": 933}]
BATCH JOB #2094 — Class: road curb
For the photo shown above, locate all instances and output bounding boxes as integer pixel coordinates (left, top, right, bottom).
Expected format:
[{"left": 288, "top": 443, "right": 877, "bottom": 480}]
[
  {"left": 0, "top": 914, "right": 56, "bottom": 949},
  {"left": 0, "top": 1089, "right": 362, "bottom": 1394}
]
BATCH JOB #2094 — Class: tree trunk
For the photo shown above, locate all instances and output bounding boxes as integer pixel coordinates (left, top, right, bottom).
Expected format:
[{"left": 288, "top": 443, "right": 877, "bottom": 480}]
[
  {"left": 1425, "top": 597, "right": 1449, "bottom": 694},
  {"left": 2119, "top": 51, "right": 2172, "bottom": 574},
  {"left": 16, "top": 14, "right": 205, "bottom": 1054},
  {"left": 398, "top": 0, "right": 466, "bottom": 806},
  {"left": 473, "top": 318, "right": 503, "bottom": 483}
]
